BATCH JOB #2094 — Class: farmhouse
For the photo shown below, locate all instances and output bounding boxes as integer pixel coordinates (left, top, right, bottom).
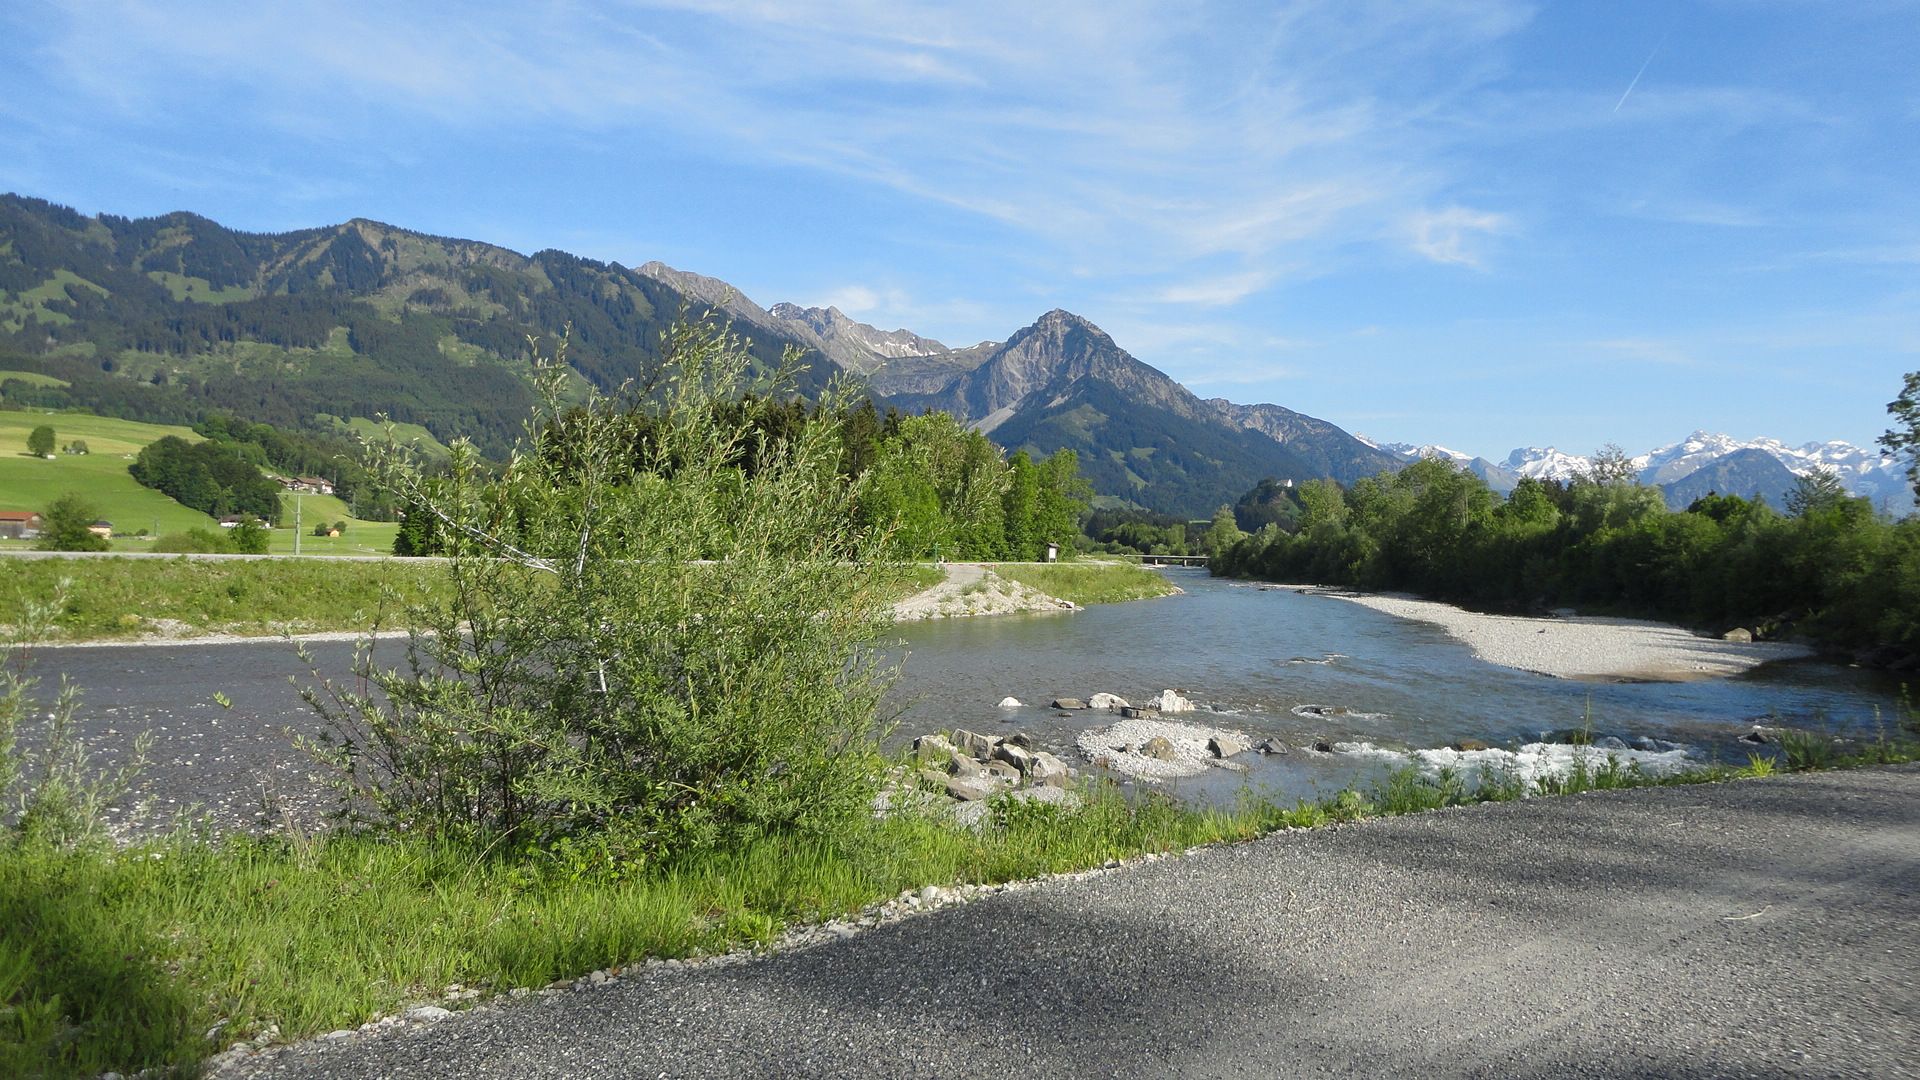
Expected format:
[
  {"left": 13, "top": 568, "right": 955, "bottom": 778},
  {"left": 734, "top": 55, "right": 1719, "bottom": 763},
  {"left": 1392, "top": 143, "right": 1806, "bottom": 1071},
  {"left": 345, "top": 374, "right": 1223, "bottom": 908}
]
[
  {"left": 0, "top": 510, "right": 43, "bottom": 540},
  {"left": 88, "top": 520, "right": 113, "bottom": 539}
]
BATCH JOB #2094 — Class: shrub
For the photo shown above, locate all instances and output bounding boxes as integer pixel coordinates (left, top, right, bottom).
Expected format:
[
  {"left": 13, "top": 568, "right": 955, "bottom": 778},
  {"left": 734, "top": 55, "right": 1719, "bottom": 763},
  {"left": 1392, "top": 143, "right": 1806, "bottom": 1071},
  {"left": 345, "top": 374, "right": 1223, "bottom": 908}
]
[{"left": 304, "top": 314, "right": 897, "bottom": 865}]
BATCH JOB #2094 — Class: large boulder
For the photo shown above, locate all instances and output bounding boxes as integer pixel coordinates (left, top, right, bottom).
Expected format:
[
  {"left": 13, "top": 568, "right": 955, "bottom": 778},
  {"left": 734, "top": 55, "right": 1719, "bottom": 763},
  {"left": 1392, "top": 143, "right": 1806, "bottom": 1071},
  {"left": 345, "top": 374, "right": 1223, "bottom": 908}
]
[
  {"left": 993, "top": 743, "right": 1035, "bottom": 774},
  {"left": 997, "top": 696, "right": 1024, "bottom": 708},
  {"left": 945, "top": 777, "right": 995, "bottom": 801},
  {"left": 913, "top": 733, "right": 957, "bottom": 763},
  {"left": 1148, "top": 689, "right": 1193, "bottom": 713},
  {"left": 1208, "top": 734, "right": 1249, "bottom": 759},
  {"left": 1050, "top": 697, "right": 1087, "bottom": 710},
  {"left": 1142, "top": 736, "right": 1179, "bottom": 761},
  {"left": 1119, "top": 706, "right": 1163, "bottom": 720},
  {"left": 951, "top": 729, "right": 1000, "bottom": 761},
  {"left": 985, "top": 760, "right": 1022, "bottom": 783},
  {"left": 1255, "top": 738, "right": 1290, "bottom": 755},
  {"left": 1088, "top": 692, "right": 1130, "bottom": 710},
  {"left": 1721, "top": 628, "right": 1753, "bottom": 643},
  {"left": 1027, "top": 752, "right": 1071, "bottom": 787},
  {"left": 948, "top": 756, "right": 989, "bottom": 780}
]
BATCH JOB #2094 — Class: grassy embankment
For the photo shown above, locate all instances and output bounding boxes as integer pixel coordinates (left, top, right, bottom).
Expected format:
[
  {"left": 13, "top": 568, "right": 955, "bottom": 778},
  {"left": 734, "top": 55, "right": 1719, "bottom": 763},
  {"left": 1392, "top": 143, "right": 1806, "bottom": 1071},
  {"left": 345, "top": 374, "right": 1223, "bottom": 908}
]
[
  {"left": 4, "top": 737, "right": 1915, "bottom": 1077},
  {"left": 1, "top": 558, "right": 949, "bottom": 642},
  {"left": 992, "top": 559, "right": 1177, "bottom": 605},
  {"left": 0, "top": 411, "right": 399, "bottom": 554}
]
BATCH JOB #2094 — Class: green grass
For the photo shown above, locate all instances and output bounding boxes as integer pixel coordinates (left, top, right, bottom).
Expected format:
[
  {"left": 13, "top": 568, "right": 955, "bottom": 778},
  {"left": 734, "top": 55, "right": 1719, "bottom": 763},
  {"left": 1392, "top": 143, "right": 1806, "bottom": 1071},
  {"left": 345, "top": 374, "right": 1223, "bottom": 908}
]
[
  {"left": 0, "top": 371, "right": 69, "bottom": 389},
  {"left": 0, "top": 411, "right": 400, "bottom": 553},
  {"left": 0, "top": 556, "right": 443, "bottom": 640},
  {"left": 0, "top": 558, "right": 944, "bottom": 642},
  {"left": 991, "top": 559, "right": 1178, "bottom": 605},
  {"left": 268, "top": 492, "right": 401, "bottom": 556},
  {"left": 0, "top": 412, "right": 216, "bottom": 538},
  {"left": 1, "top": 270, "right": 108, "bottom": 330},
  {"left": 320, "top": 415, "right": 452, "bottom": 459}
]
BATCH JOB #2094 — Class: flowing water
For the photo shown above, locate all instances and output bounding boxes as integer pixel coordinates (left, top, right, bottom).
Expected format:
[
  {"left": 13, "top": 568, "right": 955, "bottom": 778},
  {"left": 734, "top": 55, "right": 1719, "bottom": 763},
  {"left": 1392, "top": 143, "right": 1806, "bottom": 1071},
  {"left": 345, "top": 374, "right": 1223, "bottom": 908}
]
[
  {"left": 883, "top": 569, "right": 1905, "bottom": 802},
  {"left": 33, "top": 568, "right": 1908, "bottom": 827}
]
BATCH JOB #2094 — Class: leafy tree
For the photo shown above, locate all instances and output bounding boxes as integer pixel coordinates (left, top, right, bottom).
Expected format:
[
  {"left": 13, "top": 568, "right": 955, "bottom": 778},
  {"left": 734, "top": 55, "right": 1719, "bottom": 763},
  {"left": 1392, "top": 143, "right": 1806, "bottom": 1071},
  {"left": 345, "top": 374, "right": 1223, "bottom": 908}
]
[
  {"left": 26, "top": 425, "right": 54, "bottom": 457},
  {"left": 61, "top": 440, "right": 88, "bottom": 455},
  {"left": 228, "top": 517, "right": 269, "bottom": 554},
  {"left": 36, "top": 493, "right": 108, "bottom": 552},
  {"left": 308, "top": 315, "right": 896, "bottom": 864},
  {"left": 1584, "top": 443, "right": 1637, "bottom": 487},
  {"left": 1881, "top": 370, "right": 1920, "bottom": 499},
  {"left": 1201, "top": 504, "right": 1245, "bottom": 556}
]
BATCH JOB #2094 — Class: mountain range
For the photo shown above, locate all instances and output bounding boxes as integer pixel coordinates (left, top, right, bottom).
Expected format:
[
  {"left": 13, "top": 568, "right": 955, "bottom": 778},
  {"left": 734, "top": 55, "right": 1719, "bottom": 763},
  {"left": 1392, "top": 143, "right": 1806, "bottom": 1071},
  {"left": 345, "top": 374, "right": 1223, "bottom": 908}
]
[
  {"left": 1371, "top": 432, "right": 1911, "bottom": 515},
  {"left": 0, "top": 193, "right": 1909, "bottom": 519}
]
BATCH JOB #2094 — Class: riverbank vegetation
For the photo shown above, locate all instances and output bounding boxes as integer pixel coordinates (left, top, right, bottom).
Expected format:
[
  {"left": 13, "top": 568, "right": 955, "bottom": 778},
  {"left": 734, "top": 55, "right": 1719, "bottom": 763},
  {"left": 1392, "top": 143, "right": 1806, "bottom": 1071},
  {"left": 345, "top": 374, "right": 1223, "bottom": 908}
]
[
  {"left": 0, "top": 557, "right": 443, "bottom": 641},
  {"left": 1213, "top": 458, "right": 1920, "bottom": 655},
  {"left": 5, "top": 735, "right": 1915, "bottom": 1077},
  {"left": 992, "top": 560, "right": 1178, "bottom": 605}
]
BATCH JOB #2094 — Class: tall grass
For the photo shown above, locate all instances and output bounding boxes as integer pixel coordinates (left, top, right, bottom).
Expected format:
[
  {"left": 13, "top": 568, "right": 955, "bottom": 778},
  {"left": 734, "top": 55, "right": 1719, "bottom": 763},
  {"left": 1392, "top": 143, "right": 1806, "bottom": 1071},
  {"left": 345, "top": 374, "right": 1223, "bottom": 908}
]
[
  {"left": 0, "top": 557, "right": 442, "bottom": 641},
  {"left": 991, "top": 560, "right": 1177, "bottom": 605}
]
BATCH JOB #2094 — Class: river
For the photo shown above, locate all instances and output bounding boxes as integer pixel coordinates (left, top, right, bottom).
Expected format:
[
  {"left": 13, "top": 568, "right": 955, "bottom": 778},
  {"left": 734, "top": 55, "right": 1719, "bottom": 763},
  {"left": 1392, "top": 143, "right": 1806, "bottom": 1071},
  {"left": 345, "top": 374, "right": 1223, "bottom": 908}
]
[{"left": 25, "top": 568, "right": 1905, "bottom": 831}]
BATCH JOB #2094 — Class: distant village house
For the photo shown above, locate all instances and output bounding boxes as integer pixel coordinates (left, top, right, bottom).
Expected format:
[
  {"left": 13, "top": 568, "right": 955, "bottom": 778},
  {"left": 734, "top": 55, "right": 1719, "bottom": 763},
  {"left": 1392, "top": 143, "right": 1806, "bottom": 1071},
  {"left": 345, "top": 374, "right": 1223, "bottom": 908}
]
[
  {"left": 0, "top": 510, "right": 43, "bottom": 540},
  {"left": 87, "top": 520, "right": 113, "bottom": 539},
  {"left": 274, "top": 474, "right": 335, "bottom": 496}
]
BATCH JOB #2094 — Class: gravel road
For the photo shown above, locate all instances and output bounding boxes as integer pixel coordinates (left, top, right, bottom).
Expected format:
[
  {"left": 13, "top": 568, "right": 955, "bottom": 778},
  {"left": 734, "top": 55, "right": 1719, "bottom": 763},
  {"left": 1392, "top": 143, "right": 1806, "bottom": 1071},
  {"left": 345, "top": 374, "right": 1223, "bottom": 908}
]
[{"left": 230, "top": 765, "right": 1920, "bottom": 1079}]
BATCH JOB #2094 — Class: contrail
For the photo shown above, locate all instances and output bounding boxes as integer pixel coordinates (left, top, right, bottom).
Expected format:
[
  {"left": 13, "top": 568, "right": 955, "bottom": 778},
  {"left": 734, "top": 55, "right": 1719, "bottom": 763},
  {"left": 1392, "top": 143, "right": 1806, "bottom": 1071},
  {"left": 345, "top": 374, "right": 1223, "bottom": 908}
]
[{"left": 1614, "top": 32, "right": 1669, "bottom": 113}]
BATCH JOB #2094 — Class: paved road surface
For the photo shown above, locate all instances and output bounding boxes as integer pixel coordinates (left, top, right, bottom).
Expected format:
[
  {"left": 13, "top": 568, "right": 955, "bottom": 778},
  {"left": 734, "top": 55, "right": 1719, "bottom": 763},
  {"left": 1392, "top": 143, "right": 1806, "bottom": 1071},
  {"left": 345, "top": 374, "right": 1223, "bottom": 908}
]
[{"left": 232, "top": 765, "right": 1920, "bottom": 1079}]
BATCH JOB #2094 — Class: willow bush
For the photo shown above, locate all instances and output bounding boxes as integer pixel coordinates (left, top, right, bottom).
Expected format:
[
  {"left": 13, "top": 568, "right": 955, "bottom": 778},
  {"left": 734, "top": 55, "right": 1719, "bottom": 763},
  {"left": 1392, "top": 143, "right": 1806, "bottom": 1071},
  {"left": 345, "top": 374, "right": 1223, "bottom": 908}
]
[{"left": 304, "top": 313, "right": 898, "bottom": 867}]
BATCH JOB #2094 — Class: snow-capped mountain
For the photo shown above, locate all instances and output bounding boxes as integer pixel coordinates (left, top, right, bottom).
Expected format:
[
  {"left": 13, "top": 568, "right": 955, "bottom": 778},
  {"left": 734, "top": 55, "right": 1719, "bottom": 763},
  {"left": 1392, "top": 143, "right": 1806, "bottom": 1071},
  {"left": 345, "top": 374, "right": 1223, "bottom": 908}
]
[
  {"left": 1378, "top": 432, "right": 1910, "bottom": 514},
  {"left": 1503, "top": 447, "right": 1595, "bottom": 483}
]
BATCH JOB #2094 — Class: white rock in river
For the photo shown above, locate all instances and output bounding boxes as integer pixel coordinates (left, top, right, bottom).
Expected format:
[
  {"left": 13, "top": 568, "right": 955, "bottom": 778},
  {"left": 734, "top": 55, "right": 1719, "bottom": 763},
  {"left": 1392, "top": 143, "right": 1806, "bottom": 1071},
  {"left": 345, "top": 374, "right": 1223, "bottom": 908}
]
[
  {"left": 997, "top": 696, "right": 1024, "bottom": 708},
  {"left": 1149, "top": 689, "right": 1193, "bottom": 713},
  {"left": 1088, "top": 692, "right": 1130, "bottom": 710}
]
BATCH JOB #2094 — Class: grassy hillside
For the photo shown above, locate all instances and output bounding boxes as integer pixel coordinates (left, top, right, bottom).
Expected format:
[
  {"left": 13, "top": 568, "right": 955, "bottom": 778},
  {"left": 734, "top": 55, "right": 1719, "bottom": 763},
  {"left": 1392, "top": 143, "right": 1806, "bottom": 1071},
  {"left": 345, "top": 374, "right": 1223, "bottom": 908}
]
[
  {"left": 0, "top": 410, "right": 215, "bottom": 537},
  {"left": 0, "top": 409, "right": 398, "bottom": 554}
]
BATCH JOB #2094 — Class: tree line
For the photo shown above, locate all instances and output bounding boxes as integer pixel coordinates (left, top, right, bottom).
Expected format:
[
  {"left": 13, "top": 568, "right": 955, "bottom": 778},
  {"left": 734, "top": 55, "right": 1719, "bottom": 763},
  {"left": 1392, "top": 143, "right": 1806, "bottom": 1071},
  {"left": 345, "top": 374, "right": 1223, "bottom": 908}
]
[
  {"left": 397, "top": 397, "right": 1090, "bottom": 561},
  {"left": 1212, "top": 457, "right": 1919, "bottom": 653}
]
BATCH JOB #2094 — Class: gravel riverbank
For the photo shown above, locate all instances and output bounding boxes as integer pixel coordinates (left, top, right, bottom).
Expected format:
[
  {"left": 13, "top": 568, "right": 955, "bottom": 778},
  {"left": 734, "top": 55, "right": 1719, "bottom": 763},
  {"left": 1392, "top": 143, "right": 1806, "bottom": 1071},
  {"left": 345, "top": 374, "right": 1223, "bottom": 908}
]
[{"left": 1285, "top": 586, "right": 1813, "bottom": 681}]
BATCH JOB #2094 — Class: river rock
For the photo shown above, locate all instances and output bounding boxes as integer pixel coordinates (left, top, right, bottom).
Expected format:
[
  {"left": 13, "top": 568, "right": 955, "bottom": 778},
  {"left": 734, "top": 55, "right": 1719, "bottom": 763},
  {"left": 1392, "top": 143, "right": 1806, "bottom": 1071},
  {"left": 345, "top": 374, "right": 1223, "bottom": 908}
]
[
  {"left": 993, "top": 742, "right": 1034, "bottom": 773},
  {"left": 1028, "top": 751, "right": 1071, "bottom": 787},
  {"left": 985, "top": 760, "right": 1022, "bottom": 783},
  {"left": 1050, "top": 698, "right": 1087, "bottom": 710},
  {"left": 1007, "top": 732, "right": 1036, "bottom": 750},
  {"left": 913, "top": 733, "right": 957, "bottom": 763},
  {"left": 1256, "top": 738, "right": 1290, "bottom": 755},
  {"left": 996, "top": 696, "right": 1024, "bottom": 708},
  {"left": 1149, "top": 689, "right": 1193, "bottom": 713},
  {"left": 1119, "top": 706, "right": 1162, "bottom": 719},
  {"left": 1451, "top": 738, "right": 1490, "bottom": 752},
  {"left": 1722, "top": 627, "right": 1754, "bottom": 643},
  {"left": 1208, "top": 734, "right": 1249, "bottom": 759},
  {"left": 946, "top": 776, "right": 995, "bottom": 801},
  {"left": 917, "top": 768, "right": 951, "bottom": 793},
  {"left": 1311, "top": 740, "right": 1334, "bottom": 753},
  {"left": 1088, "top": 692, "right": 1130, "bottom": 710},
  {"left": 952, "top": 729, "right": 999, "bottom": 761},
  {"left": 1738, "top": 728, "right": 1774, "bottom": 745},
  {"left": 1142, "top": 736, "right": 1179, "bottom": 761},
  {"left": 948, "top": 756, "right": 988, "bottom": 781},
  {"left": 1594, "top": 736, "right": 1629, "bottom": 752}
]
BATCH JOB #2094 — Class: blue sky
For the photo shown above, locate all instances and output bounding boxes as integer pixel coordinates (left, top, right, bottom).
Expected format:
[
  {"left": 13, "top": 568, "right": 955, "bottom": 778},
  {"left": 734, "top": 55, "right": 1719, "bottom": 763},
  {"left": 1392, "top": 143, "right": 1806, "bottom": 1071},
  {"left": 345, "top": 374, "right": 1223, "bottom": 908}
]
[{"left": 2, "top": 1, "right": 1916, "bottom": 458}]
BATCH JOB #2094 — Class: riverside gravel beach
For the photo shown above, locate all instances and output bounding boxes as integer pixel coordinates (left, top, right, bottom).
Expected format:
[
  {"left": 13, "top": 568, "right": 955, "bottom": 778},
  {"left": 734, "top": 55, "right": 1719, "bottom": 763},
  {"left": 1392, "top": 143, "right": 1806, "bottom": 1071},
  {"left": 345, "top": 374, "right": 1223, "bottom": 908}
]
[{"left": 1285, "top": 586, "right": 1815, "bottom": 682}]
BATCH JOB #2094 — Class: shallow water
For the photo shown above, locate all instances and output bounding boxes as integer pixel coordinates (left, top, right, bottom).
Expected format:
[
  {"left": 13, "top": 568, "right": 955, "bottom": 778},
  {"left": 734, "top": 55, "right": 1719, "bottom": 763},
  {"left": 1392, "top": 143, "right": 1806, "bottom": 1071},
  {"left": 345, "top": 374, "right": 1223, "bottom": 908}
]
[
  {"left": 33, "top": 568, "right": 1909, "bottom": 826},
  {"left": 882, "top": 569, "right": 1905, "bottom": 801}
]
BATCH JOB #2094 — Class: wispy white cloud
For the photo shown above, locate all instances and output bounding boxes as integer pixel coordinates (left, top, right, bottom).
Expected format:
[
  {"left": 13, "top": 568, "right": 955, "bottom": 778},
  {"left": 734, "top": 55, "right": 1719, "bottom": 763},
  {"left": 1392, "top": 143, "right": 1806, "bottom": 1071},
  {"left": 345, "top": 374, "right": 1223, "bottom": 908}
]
[
  {"left": 1408, "top": 206, "right": 1508, "bottom": 267},
  {"left": 30, "top": 0, "right": 1537, "bottom": 300}
]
